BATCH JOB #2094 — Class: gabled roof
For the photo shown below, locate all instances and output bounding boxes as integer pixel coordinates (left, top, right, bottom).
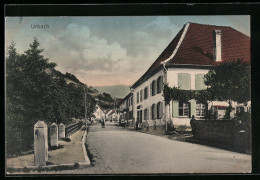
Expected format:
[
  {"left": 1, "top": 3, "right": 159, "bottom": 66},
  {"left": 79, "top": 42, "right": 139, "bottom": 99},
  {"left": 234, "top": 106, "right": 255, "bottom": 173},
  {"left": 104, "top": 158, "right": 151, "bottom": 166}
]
[
  {"left": 116, "top": 93, "right": 132, "bottom": 106},
  {"left": 107, "top": 110, "right": 115, "bottom": 116},
  {"left": 131, "top": 22, "right": 250, "bottom": 88}
]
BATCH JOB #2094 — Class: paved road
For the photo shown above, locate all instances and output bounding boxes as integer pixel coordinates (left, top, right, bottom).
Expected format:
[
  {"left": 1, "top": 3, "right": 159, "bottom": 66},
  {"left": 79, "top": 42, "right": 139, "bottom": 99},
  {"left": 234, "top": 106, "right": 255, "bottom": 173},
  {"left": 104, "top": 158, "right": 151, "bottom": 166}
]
[
  {"left": 85, "top": 122, "right": 251, "bottom": 174},
  {"left": 26, "top": 122, "right": 251, "bottom": 174}
]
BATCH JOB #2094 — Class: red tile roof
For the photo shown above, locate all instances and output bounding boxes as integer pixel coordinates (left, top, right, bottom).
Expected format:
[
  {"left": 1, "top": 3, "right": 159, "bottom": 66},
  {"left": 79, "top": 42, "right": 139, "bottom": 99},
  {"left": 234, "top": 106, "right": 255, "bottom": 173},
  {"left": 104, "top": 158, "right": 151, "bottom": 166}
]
[
  {"left": 132, "top": 22, "right": 250, "bottom": 88},
  {"left": 167, "top": 23, "right": 250, "bottom": 66}
]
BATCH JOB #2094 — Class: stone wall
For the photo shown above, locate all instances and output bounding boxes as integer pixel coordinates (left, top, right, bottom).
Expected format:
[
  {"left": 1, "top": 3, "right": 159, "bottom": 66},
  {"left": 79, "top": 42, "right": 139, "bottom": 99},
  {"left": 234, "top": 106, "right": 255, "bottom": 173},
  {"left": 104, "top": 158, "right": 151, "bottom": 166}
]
[{"left": 191, "top": 119, "right": 251, "bottom": 152}]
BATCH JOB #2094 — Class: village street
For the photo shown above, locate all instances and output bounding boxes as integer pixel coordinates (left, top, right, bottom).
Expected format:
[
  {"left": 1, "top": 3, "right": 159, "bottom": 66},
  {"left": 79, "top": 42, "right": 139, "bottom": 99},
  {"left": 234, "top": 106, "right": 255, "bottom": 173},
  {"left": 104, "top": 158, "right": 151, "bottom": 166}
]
[{"left": 32, "top": 121, "right": 251, "bottom": 174}]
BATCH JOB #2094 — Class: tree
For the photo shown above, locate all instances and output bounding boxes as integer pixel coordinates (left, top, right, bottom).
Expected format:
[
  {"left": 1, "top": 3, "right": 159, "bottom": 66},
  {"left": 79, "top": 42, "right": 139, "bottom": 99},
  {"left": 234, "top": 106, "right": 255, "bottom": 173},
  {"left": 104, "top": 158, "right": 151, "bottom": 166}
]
[
  {"left": 6, "top": 38, "right": 57, "bottom": 154},
  {"left": 204, "top": 59, "right": 251, "bottom": 118},
  {"left": 5, "top": 38, "right": 96, "bottom": 155}
]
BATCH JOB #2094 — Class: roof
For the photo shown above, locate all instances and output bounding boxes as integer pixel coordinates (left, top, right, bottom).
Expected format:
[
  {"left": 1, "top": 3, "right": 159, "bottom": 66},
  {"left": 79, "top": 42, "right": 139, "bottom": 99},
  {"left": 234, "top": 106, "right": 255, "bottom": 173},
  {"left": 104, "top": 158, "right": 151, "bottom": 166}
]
[
  {"left": 107, "top": 110, "right": 115, "bottom": 116},
  {"left": 213, "top": 105, "right": 228, "bottom": 109},
  {"left": 116, "top": 93, "right": 132, "bottom": 106},
  {"left": 131, "top": 22, "right": 250, "bottom": 88}
]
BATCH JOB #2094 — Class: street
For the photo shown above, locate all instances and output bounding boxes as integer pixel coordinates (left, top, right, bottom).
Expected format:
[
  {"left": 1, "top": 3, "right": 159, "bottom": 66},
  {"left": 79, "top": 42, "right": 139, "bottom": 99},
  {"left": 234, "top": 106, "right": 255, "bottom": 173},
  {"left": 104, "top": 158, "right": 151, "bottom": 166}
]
[
  {"left": 64, "top": 122, "right": 251, "bottom": 174},
  {"left": 24, "top": 122, "right": 251, "bottom": 174},
  {"left": 85, "top": 122, "right": 251, "bottom": 174}
]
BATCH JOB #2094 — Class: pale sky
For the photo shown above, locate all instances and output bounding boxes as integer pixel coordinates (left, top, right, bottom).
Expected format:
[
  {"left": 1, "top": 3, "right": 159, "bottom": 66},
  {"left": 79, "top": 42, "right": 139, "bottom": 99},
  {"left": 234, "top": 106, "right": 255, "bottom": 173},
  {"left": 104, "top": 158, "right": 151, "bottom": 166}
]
[{"left": 5, "top": 16, "right": 250, "bottom": 87}]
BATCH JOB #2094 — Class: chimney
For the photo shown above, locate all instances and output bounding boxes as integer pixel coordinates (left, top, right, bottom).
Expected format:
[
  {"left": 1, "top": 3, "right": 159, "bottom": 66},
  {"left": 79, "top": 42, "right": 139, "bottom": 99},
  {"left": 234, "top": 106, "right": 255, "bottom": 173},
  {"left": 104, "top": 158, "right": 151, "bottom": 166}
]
[{"left": 213, "top": 30, "right": 222, "bottom": 62}]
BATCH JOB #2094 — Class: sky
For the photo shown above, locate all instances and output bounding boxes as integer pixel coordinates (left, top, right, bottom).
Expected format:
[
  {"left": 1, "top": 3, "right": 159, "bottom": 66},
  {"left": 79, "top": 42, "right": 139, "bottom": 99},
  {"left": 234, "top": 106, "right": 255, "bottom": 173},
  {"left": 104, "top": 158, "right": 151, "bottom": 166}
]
[{"left": 5, "top": 16, "right": 250, "bottom": 87}]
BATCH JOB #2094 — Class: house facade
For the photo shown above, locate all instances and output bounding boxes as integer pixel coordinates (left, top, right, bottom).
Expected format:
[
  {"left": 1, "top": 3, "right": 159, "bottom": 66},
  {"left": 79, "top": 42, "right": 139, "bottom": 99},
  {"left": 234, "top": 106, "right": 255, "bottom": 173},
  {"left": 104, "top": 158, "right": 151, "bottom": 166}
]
[
  {"left": 129, "top": 22, "right": 250, "bottom": 127},
  {"left": 117, "top": 93, "right": 134, "bottom": 126},
  {"left": 93, "top": 105, "right": 105, "bottom": 122}
]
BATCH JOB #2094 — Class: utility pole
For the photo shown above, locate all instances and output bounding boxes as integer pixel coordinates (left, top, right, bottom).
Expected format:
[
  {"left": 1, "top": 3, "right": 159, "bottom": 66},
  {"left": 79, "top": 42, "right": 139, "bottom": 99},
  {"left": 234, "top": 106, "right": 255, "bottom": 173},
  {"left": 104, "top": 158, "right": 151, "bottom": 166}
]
[{"left": 84, "top": 85, "right": 88, "bottom": 129}]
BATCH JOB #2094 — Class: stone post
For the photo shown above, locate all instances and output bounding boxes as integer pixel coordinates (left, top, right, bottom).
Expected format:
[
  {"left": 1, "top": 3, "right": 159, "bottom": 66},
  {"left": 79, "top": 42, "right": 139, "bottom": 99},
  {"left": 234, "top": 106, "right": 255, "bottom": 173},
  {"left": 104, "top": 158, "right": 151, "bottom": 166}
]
[
  {"left": 34, "top": 121, "right": 48, "bottom": 166},
  {"left": 50, "top": 123, "right": 58, "bottom": 147},
  {"left": 59, "top": 123, "right": 65, "bottom": 138}
]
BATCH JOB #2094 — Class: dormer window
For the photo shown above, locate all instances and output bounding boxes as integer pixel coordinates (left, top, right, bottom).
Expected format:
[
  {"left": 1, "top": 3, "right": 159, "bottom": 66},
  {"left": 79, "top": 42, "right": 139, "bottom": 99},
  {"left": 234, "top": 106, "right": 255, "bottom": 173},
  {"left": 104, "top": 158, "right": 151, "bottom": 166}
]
[{"left": 213, "top": 30, "right": 222, "bottom": 62}]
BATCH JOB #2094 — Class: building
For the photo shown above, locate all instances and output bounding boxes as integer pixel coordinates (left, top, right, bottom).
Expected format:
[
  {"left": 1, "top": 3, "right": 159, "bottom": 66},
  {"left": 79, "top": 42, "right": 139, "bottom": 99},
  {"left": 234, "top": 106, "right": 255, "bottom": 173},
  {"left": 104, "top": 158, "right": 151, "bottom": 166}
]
[
  {"left": 107, "top": 110, "right": 116, "bottom": 122},
  {"left": 93, "top": 105, "right": 105, "bottom": 122},
  {"left": 116, "top": 93, "right": 134, "bottom": 126},
  {"left": 129, "top": 22, "right": 250, "bottom": 127}
]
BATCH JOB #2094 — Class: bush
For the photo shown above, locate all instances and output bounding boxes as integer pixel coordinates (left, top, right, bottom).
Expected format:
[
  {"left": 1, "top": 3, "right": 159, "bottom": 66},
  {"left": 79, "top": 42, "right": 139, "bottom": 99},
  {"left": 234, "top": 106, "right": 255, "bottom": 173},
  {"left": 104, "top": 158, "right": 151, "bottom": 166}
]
[{"left": 177, "top": 125, "right": 189, "bottom": 132}]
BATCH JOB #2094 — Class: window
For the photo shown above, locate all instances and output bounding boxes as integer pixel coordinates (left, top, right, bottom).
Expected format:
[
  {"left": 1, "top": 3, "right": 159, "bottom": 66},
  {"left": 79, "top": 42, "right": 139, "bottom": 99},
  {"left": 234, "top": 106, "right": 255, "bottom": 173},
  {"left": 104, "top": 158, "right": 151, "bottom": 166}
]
[
  {"left": 140, "top": 90, "right": 143, "bottom": 102},
  {"left": 157, "top": 102, "right": 163, "bottom": 119},
  {"left": 195, "top": 74, "right": 206, "bottom": 90},
  {"left": 196, "top": 103, "right": 206, "bottom": 117},
  {"left": 137, "top": 92, "right": 139, "bottom": 103},
  {"left": 178, "top": 73, "right": 191, "bottom": 90},
  {"left": 151, "top": 104, "right": 156, "bottom": 120},
  {"left": 144, "top": 108, "right": 149, "bottom": 120},
  {"left": 179, "top": 102, "right": 190, "bottom": 117},
  {"left": 157, "top": 76, "right": 163, "bottom": 93},
  {"left": 137, "top": 110, "right": 143, "bottom": 123},
  {"left": 151, "top": 80, "right": 157, "bottom": 96},
  {"left": 129, "top": 111, "right": 133, "bottom": 119},
  {"left": 144, "top": 86, "right": 148, "bottom": 99},
  {"left": 131, "top": 96, "right": 133, "bottom": 105},
  {"left": 236, "top": 106, "right": 245, "bottom": 114}
]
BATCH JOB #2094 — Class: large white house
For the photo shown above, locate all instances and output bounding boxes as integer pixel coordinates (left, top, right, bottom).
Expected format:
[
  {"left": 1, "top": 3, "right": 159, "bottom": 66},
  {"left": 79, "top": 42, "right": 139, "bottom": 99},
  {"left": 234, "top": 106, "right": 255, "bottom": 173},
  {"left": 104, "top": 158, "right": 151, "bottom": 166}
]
[{"left": 129, "top": 22, "right": 250, "bottom": 127}]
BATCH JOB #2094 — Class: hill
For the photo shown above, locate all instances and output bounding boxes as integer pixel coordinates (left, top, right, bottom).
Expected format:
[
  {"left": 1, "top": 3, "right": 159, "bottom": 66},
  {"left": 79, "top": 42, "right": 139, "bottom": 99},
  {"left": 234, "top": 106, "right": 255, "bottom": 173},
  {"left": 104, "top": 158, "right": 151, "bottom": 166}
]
[
  {"left": 46, "top": 68, "right": 117, "bottom": 110},
  {"left": 94, "top": 85, "right": 131, "bottom": 99}
]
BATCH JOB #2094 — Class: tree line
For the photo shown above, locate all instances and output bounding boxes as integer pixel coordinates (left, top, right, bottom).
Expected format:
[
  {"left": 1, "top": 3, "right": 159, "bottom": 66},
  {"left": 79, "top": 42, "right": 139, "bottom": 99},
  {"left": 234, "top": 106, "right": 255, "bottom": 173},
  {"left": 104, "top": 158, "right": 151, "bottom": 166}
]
[{"left": 5, "top": 38, "right": 96, "bottom": 156}]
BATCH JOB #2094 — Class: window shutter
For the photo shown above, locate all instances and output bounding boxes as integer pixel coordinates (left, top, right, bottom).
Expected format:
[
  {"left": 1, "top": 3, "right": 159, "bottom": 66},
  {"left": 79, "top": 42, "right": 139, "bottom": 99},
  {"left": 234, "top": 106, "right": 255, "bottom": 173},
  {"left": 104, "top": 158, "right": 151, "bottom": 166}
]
[
  {"left": 151, "top": 106, "right": 153, "bottom": 120},
  {"left": 157, "top": 76, "right": 161, "bottom": 93},
  {"left": 190, "top": 100, "right": 196, "bottom": 118},
  {"left": 153, "top": 104, "right": 157, "bottom": 119},
  {"left": 147, "top": 108, "right": 149, "bottom": 120},
  {"left": 195, "top": 74, "right": 206, "bottom": 90},
  {"left": 178, "top": 73, "right": 191, "bottom": 90},
  {"left": 154, "top": 80, "right": 157, "bottom": 95},
  {"left": 172, "top": 101, "right": 179, "bottom": 118},
  {"left": 150, "top": 83, "right": 153, "bottom": 96},
  {"left": 157, "top": 103, "right": 159, "bottom": 118},
  {"left": 159, "top": 102, "right": 163, "bottom": 118},
  {"left": 161, "top": 76, "right": 164, "bottom": 91}
]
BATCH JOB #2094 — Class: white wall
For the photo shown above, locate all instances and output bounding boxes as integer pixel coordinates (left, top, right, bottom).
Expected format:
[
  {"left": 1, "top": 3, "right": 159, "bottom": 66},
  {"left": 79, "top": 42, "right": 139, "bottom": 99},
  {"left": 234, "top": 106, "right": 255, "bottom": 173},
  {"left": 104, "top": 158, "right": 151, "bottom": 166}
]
[
  {"left": 167, "top": 68, "right": 209, "bottom": 90},
  {"left": 133, "top": 69, "right": 166, "bottom": 126},
  {"left": 93, "top": 105, "right": 105, "bottom": 120},
  {"left": 167, "top": 68, "right": 209, "bottom": 126}
]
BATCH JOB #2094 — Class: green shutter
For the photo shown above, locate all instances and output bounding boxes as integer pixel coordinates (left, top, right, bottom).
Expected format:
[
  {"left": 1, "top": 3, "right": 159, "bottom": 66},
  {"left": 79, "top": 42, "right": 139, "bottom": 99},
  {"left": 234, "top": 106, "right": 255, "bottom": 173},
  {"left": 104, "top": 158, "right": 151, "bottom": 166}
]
[
  {"left": 190, "top": 100, "right": 196, "bottom": 117},
  {"left": 178, "top": 73, "right": 191, "bottom": 90},
  {"left": 154, "top": 104, "right": 157, "bottom": 119},
  {"left": 161, "top": 76, "right": 164, "bottom": 91},
  {"left": 150, "top": 83, "right": 152, "bottom": 96},
  {"left": 172, "top": 101, "right": 179, "bottom": 118},
  {"left": 151, "top": 106, "right": 153, "bottom": 120},
  {"left": 154, "top": 80, "right": 157, "bottom": 95},
  {"left": 195, "top": 74, "right": 206, "bottom": 90}
]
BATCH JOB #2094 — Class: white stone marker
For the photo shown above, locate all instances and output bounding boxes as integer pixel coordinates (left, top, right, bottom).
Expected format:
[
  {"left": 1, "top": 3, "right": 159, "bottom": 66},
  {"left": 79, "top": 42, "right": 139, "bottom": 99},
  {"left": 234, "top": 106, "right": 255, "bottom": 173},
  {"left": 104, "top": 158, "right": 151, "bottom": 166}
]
[
  {"left": 34, "top": 121, "right": 48, "bottom": 166},
  {"left": 50, "top": 123, "right": 58, "bottom": 147},
  {"left": 59, "top": 123, "right": 65, "bottom": 138}
]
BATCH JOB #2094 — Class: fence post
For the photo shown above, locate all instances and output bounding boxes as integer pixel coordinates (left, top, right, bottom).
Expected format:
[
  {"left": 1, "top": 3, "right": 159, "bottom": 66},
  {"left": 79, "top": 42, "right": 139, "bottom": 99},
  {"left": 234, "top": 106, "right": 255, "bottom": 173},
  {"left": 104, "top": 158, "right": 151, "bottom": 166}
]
[
  {"left": 34, "top": 121, "right": 48, "bottom": 166},
  {"left": 50, "top": 123, "right": 58, "bottom": 147},
  {"left": 59, "top": 123, "right": 65, "bottom": 139}
]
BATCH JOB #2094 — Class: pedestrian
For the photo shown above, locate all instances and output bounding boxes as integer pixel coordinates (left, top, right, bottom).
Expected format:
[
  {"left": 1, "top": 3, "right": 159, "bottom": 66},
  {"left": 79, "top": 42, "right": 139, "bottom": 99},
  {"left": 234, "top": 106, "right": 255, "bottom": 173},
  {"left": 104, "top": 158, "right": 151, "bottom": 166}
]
[{"left": 190, "top": 115, "right": 196, "bottom": 137}]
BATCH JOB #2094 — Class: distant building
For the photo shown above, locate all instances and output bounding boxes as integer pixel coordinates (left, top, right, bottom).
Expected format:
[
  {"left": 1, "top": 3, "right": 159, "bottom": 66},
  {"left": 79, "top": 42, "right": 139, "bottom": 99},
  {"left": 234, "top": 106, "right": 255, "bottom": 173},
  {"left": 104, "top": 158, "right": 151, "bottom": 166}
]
[
  {"left": 116, "top": 93, "right": 134, "bottom": 126},
  {"left": 93, "top": 105, "right": 105, "bottom": 122},
  {"left": 127, "top": 22, "right": 250, "bottom": 127}
]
